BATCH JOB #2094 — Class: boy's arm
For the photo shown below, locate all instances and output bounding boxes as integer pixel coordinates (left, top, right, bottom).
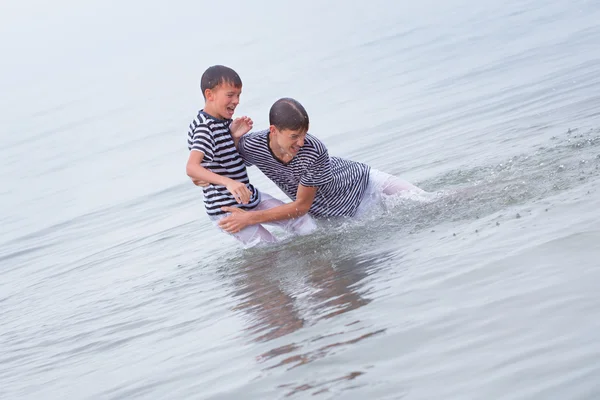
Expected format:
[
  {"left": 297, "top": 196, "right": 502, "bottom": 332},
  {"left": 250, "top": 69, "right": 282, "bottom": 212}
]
[
  {"left": 186, "top": 151, "right": 252, "bottom": 204},
  {"left": 191, "top": 116, "right": 253, "bottom": 187},
  {"left": 218, "top": 185, "right": 317, "bottom": 233},
  {"left": 219, "top": 138, "right": 333, "bottom": 232}
]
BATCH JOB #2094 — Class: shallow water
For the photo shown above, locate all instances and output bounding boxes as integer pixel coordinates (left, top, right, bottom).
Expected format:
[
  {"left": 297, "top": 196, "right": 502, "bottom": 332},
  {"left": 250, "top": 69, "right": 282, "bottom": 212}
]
[{"left": 2, "top": 0, "right": 600, "bottom": 399}]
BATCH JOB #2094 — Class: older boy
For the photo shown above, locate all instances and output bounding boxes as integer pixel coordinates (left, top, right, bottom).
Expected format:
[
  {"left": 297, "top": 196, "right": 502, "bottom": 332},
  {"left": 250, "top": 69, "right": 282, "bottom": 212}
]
[{"left": 216, "top": 97, "right": 429, "bottom": 234}]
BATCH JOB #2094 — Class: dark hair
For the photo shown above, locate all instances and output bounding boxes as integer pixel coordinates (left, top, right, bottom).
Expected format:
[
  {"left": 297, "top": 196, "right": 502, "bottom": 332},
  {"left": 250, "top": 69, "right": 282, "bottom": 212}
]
[
  {"left": 269, "top": 98, "right": 310, "bottom": 132},
  {"left": 200, "top": 65, "right": 242, "bottom": 98}
]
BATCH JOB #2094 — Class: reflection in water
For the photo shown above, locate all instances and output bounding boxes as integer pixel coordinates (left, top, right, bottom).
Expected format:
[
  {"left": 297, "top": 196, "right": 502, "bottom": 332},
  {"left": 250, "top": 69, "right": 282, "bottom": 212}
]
[
  {"left": 214, "top": 128, "right": 600, "bottom": 396},
  {"left": 266, "top": 329, "right": 386, "bottom": 371},
  {"left": 278, "top": 371, "right": 366, "bottom": 398},
  {"left": 225, "top": 241, "right": 395, "bottom": 396}
]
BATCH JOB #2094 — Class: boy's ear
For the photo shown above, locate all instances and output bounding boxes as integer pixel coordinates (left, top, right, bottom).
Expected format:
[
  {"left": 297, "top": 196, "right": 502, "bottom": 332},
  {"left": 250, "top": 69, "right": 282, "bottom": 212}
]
[
  {"left": 269, "top": 125, "right": 277, "bottom": 136},
  {"left": 204, "top": 88, "right": 213, "bottom": 101}
]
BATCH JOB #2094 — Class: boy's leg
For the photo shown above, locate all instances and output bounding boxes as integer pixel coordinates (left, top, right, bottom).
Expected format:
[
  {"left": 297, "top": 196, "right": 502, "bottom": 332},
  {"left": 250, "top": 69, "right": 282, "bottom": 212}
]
[
  {"left": 209, "top": 215, "right": 278, "bottom": 248},
  {"left": 370, "top": 169, "right": 426, "bottom": 195},
  {"left": 354, "top": 169, "right": 429, "bottom": 218},
  {"left": 254, "top": 192, "right": 318, "bottom": 235}
]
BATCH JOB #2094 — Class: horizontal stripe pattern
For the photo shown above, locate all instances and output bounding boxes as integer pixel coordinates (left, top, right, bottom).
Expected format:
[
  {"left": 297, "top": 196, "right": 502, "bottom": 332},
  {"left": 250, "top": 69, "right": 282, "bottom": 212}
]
[
  {"left": 187, "top": 111, "right": 260, "bottom": 216},
  {"left": 238, "top": 130, "right": 370, "bottom": 218}
]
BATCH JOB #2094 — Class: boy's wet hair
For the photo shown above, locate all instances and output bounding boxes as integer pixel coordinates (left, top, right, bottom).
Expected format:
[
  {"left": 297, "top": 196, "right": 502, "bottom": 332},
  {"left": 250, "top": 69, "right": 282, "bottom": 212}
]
[
  {"left": 269, "top": 98, "right": 310, "bottom": 132},
  {"left": 200, "top": 65, "right": 242, "bottom": 98}
]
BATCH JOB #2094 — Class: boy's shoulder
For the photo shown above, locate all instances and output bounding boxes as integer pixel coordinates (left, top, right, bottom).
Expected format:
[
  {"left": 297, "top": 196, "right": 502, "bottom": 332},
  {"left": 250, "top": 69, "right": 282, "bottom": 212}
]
[
  {"left": 304, "top": 133, "right": 328, "bottom": 153},
  {"left": 244, "top": 129, "right": 269, "bottom": 141},
  {"left": 189, "top": 110, "right": 231, "bottom": 134},
  {"left": 239, "top": 129, "right": 269, "bottom": 149}
]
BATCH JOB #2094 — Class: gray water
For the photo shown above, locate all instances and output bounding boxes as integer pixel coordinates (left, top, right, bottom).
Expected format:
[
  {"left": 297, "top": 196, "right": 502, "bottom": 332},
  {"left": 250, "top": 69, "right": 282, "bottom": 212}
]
[{"left": 2, "top": 0, "right": 600, "bottom": 398}]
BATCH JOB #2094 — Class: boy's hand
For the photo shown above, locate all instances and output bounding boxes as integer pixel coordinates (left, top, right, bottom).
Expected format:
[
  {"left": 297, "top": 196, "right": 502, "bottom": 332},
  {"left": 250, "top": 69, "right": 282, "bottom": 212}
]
[
  {"left": 193, "top": 178, "right": 250, "bottom": 204},
  {"left": 219, "top": 207, "right": 251, "bottom": 233},
  {"left": 226, "top": 180, "right": 252, "bottom": 204},
  {"left": 230, "top": 116, "right": 253, "bottom": 138}
]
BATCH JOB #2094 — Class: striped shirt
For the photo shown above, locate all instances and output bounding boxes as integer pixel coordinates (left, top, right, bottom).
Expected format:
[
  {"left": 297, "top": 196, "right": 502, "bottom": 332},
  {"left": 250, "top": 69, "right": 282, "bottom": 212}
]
[
  {"left": 238, "top": 130, "right": 370, "bottom": 218},
  {"left": 187, "top": 110, "right": 260, "bottom": 216}
]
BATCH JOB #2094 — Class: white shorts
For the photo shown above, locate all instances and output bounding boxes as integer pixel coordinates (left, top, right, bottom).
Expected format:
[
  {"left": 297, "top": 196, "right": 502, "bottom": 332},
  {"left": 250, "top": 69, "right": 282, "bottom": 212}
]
[
  {"left": 209, "top": 192, "right": 317, "bottom": 248},
  {"left": 354, "top": 168, "right": 429, "bottom": 219}
]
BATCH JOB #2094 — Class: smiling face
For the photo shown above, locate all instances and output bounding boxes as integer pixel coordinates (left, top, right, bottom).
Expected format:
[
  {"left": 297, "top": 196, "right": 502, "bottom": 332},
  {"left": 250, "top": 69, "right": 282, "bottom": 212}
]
[
  {"left": 269, "top": 126, "right": 308, "bottom": 161},
  {"left": 204, "top": 82, "right": 241, "bottom": 120}
]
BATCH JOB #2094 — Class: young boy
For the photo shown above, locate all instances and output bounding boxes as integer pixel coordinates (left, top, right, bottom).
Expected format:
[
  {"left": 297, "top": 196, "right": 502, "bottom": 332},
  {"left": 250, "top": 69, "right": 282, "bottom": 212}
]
[{"left": 186, "top": 66, "right": 316, "bottom": 247}]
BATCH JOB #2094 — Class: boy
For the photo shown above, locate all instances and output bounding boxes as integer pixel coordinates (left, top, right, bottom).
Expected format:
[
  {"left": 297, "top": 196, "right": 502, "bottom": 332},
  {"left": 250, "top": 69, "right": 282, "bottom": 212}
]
[
  {"left": 216, "top": 97, "right": 430, "bottom": 234},
  {"left": 186, "top": 67, "right": 316, "bottom": 247}
]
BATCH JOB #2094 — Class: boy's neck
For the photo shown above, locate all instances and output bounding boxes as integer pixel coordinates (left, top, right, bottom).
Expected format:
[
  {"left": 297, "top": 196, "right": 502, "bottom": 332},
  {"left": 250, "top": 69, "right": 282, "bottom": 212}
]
[
  {"left": 267, "top": 131, "right": 293, "bottom": 164},
  {"left": 202, "top": 104, "right": 225, "bottom": 120}
]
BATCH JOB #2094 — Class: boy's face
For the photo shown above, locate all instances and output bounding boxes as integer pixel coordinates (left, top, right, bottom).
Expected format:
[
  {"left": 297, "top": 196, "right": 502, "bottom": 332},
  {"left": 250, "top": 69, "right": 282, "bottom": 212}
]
[
  {"left": 270, "top": 127, "right": 307, "bottom": 158},
  {"left": 205, "top": 82, "right": 241, "bottom": 120}
]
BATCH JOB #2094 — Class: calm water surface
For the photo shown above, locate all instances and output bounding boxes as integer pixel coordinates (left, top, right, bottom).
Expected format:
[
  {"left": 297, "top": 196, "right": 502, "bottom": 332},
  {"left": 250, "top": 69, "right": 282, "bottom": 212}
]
[{"left": 2, "top": 0, "right": 600, "bottom": 399}]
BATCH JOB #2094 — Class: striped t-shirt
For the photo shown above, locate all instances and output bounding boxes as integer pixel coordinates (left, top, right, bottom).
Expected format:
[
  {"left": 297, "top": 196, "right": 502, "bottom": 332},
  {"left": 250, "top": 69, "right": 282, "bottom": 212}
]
[
  {"left": 187, "top": 110, "right": 260, "bottom": 216},
  {"left": 238, "top": 130, "right": 370, "bottom": 218}
]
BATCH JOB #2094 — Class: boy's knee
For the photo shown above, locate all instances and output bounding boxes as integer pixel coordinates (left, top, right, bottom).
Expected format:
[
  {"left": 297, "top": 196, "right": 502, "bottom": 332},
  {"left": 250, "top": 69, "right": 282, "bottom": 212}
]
[
  {"left": 236, "top": 224, "right": 278, "bottom": 247},
  {"left": 291, "top": 214, "right": 317, "bottom": 235}
]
